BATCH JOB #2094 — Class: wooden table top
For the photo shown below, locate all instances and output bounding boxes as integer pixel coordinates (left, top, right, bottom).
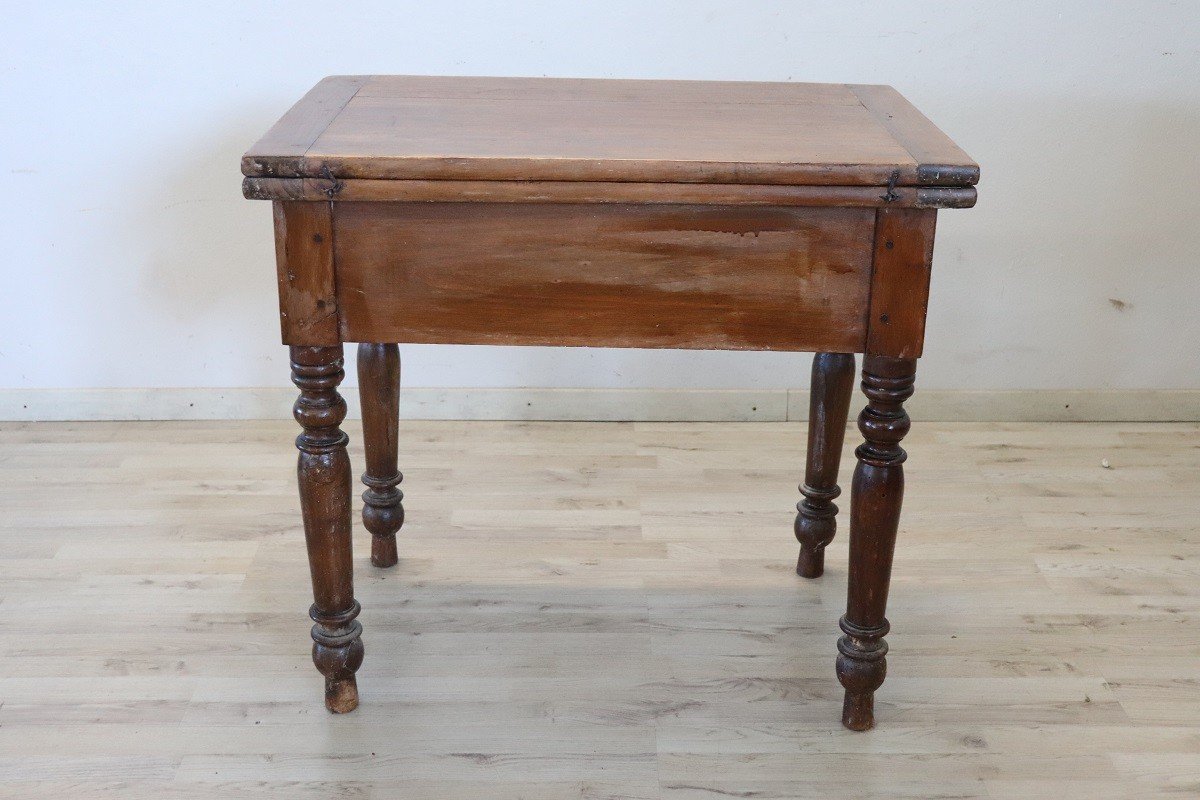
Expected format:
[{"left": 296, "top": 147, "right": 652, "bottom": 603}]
[{"left": 242, "top": 75, "right": 978, "bottom": 188}]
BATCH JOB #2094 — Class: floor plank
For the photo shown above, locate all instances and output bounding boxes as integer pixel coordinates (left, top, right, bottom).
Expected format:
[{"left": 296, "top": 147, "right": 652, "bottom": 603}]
[{"left": 0, "top": 419, "right": 1198, "bottom": 798}]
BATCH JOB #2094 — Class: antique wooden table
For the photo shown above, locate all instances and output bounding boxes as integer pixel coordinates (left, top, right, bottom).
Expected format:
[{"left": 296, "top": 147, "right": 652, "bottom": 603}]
[{"left": 242, "top": 75, "right": 977, "bottom": 730}]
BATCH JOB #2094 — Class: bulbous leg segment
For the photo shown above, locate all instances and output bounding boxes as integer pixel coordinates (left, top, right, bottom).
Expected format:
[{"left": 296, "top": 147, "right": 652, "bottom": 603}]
[
  {"left": 311, "top": 601, "right": 365, "bottom": 713},
  {"left": 795, "top": 353, "right": 855, "bottom": 578},
  {"left": 795, "top": 487, "right": 838, "bottom": 578},
  {"left": 363, "top": 483, "right": 403, "bottom": 568},
  {"left": 836, "top": 617, "right": 889, "bottom": 731},
  {"left": 358, "top": 343, "right": 404, "bottom": 569}
]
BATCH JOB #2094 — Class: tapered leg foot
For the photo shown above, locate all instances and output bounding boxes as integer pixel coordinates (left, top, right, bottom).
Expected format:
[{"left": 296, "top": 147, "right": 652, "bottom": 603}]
[
  {"left": 836, "top": 617, "right": 888, "bottom": 730},
  {"left": 795, "top": 352, "right": 855, "bottom": 578},
  {"left": 325, "top": 676, "right": 359, "bottom": 713},
  {"left": 291, "top": 345, "right": 364, "bottom": 713},
  {"left": 796, "top": 544, "right": 825, "bottom": 579},
  {"left": 310, "top": 598, "right": 364, "bottom": 713},
  {"left": 841, "top": 690, "right": 875, "bottom": 732},
  {"left": 835, "top": 355, "right": 915, "bottom": 730},
  {"left": 369, "top": 526, "right": 399, "bottom": 569},
  {"left": 358, "top": 343, "right": 404, "bottom": 569}
]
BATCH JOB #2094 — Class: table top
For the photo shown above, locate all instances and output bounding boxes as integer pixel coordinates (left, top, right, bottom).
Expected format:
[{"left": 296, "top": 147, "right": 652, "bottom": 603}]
[{"left": 242, "top": 76, "right": 977, "bottom": 188}]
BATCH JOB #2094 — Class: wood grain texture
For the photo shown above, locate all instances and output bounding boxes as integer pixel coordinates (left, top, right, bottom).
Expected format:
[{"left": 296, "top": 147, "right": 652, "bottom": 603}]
[
  {"left": 272, "top": 201, "right": 338, "bottom": 346},
  {"left": 244, "top": 176, "right": 977, "bottom": 208},
  {"left": 242, "top": 76, "right": 368, "bottom": 178},
  {"left": 2, "top": 419, "right": 1198, "bottom": 797},
  {"left": 333, "top": 202, "right": 875, "bottom": 352},
  {"left": 242, "top": 76, "right": 977, "bottom": 188},
  {"left": 865, "top": 208, "right": 938, "bottom": 359},
  {"left": 850, "top": 84, "right": 980, "bottom": 186}
]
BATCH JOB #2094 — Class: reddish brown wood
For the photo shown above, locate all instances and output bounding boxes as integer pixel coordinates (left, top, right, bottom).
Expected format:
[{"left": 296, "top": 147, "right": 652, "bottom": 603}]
[
  {"left": 357, "top": 343, "right": 403, "bottom": 568},
  {"left": 273, "top": 201, "right": 338, "bottom": 346},
  {"left": 837, "top": 355, "right": 916, "bottom": 730},
  {"left": 334, "top": 202, "right": 874, "bottom": 352},
  {"left": 291, "top": 345, "right": 362, "bottom": 713},
  {"left": 865, "top": 209, "right": 937, "bottom": 359},
  {"left": 795, "top": 352, "right": 856, "bottom": 578}
]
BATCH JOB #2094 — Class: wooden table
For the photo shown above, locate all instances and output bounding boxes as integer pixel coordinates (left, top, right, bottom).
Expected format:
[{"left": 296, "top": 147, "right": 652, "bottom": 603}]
[{"left": 241, "top": 75, "right": 978, "bottom": 731}]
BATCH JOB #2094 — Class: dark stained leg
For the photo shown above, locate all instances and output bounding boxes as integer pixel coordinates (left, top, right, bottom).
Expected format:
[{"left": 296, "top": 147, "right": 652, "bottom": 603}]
[
  {"left": 795, "top": 352, "right": 856, "bottom": 578},
  {"left": 836, "top": 355, "right": 916, "bottom": 731},
  {"left": 357, "top": 343, "right": 404, "bottom": 568},
  {"left": 291, "top": 345, "right": 363, "bottom": 713}
]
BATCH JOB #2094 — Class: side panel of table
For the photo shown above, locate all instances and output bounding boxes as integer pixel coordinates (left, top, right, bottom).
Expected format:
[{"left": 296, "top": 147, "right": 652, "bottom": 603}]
[
  {"left": 270, "top": 200, "right": 938, "bottom": 358},
  {"left": 330, "top": 202, "right": 876, "bottom": 353}
]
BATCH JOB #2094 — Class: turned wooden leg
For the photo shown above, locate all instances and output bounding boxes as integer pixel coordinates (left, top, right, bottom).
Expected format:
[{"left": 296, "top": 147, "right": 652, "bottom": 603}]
[
  {"left": 795, "top": 352, "right": 856, "bottom": 578},
  {"left": 357, "top": 343, "right": 404, "bottom": 568},
  {"left": 836, "top": 355, "right": 915, "bottom": 731},
  {"left": 291, "top": 345, "right": 363, "bottom": 713}
]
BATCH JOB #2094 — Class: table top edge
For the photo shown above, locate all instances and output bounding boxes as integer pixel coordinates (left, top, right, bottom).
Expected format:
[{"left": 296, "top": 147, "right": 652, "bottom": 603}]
[{"left": 240, "top": 75, "right": 979, "bottom": 189}]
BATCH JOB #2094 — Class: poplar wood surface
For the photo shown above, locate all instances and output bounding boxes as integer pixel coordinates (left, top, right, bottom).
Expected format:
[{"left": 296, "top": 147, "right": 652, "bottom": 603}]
[{"left": 1, "top": 420, "right": 1197, "bottom": 798}]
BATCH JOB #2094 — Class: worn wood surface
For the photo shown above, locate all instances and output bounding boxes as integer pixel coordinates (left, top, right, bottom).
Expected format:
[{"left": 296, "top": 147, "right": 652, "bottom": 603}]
[
  {"left": 865, "top": 208, "right": 938, "bottom": 359},
  {"left": 244, "top": 177, "right": 977, "bottom": 208},
  {"left": 334, "top": 203, "right": 875, "bottom": 352},
  {"left": 242, "top": 76, "right": 978, "bottom": 188},
  {"left": 849, "top": 84, "right": 981, "bottom": 186},
  {"left": 243, "top": 76, "right": 369, "bottom": 178},
  {"left": 272, "top": 202, "right": 338, "bottom": 346},
  {"left": 2, "top": 419, "right": 1198, "bottom": 797}
]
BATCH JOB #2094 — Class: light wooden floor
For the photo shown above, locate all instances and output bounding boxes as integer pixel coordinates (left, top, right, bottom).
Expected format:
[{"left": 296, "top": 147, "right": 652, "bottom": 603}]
[{"left": 0, "top": 420, "right": 1198, "bottom": 799}]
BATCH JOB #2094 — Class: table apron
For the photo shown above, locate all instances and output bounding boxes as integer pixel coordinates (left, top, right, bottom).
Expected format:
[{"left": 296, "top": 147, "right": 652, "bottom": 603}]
[{"left": 271, "top": 201, "right": 935, "bottom": 356}]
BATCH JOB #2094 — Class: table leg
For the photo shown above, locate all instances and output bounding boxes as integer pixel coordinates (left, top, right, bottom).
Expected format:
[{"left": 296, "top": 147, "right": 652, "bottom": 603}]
[
  {"left": 795, "top": 352, "right": 855, "bottom": 578},
  {"left": 290, "top": 345, "right": 363, "bottom": 713},
  {"left": 357, "top": 343, "right": 404, "bottom": 568},
  {"left": 836, "top": 355, "right": 916, "bottom": 730}
]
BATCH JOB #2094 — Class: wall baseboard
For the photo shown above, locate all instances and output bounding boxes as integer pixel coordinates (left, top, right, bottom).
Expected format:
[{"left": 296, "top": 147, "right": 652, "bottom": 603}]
[{"left": 0, "top": 387, "right": 1197, "bottom": 422}]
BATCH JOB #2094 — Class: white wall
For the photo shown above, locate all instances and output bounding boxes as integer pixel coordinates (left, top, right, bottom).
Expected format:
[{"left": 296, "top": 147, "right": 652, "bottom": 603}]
[{"left": 3, "top": 1, "right": 1198, "bottom": 397}]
